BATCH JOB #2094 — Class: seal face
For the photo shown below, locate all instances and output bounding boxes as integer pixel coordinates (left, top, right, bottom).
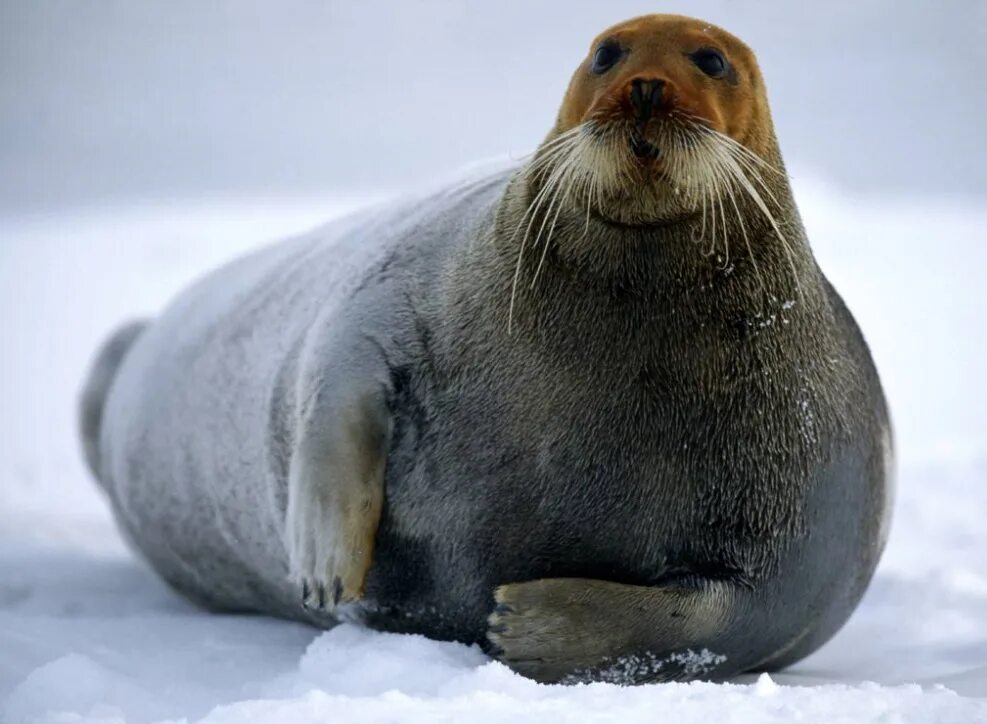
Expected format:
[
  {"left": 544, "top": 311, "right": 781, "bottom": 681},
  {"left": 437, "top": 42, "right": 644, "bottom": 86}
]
[
  {"left": 540, "top": 14, "right": 776, "bottom": 229},
  {"left": 81, "top": 14, "right": 892, "bottom": 686}
]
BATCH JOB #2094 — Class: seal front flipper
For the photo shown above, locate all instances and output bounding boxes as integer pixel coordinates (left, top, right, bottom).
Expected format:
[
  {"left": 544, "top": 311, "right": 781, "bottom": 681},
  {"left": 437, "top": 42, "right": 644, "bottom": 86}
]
[
  {"left": 285, "top": 329, "right": 394, "bottom": 614},
  {"left": 487, "top": 577, "right": 749, "bottom": 684}
]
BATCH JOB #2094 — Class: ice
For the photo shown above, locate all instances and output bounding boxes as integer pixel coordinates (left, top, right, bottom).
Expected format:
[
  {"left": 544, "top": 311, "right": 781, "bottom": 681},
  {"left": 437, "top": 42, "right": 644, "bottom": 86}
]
[{"left": 1, "top": 176, "right": 985, "bottom": 722}]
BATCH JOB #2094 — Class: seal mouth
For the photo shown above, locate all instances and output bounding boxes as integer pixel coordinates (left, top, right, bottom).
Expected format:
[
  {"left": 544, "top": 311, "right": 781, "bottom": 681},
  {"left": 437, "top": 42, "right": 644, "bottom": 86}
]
[
  {"left": 589, "top": 205, "right": 701, "bottom": 230},
  {"left": 630, "top": 132, "right": 662, "bottom": 161}
]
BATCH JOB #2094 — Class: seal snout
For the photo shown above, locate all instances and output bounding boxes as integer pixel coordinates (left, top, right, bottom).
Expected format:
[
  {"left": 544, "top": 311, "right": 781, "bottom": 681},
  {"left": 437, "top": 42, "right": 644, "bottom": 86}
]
[
  {"left": 630, "top": 77, "right": 666, "bottom": 124},
  {"left": 627, "top": 76, "right": 671, "bottom": 161}
]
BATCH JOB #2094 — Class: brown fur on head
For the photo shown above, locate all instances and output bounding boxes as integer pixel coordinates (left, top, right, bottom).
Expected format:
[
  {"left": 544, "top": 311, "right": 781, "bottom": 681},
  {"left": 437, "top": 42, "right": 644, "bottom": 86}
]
[
  {"left": 525, "top": 15, "right": 785, "bottom": 228},
  {"left": 560, "top": 14, "right": 773, "bottom": 157}
]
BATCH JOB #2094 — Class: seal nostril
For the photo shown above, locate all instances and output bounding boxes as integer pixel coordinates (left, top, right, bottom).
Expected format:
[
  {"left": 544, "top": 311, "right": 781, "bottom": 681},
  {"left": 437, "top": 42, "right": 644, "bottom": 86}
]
[
  {"left": 631, "top": 78, "right": 651, "bottom": 121},
  {"left": 630, "top": 78, "right": 666, "bottom": 123},
  {"left": 650, "top": 79, "right": 665, "bottom": 109}
]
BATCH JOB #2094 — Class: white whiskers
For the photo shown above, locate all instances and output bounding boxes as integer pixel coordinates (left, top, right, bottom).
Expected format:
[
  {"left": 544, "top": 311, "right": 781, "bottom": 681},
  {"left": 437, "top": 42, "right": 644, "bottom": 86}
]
[
  {"left": 506, "top": 114, "right": 801, "bottom": 333},
  {"left": 508, "top": 125, "right": 599, "bottom": 333},
  {"left": 672, "top": 113, "right": 802, "bottom": 299}
]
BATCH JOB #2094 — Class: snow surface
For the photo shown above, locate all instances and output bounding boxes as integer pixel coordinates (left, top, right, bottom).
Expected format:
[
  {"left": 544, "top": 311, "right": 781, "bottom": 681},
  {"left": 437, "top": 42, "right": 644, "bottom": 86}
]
[{"left": 1, "top": 178, "right": 986, "bottom": 723}]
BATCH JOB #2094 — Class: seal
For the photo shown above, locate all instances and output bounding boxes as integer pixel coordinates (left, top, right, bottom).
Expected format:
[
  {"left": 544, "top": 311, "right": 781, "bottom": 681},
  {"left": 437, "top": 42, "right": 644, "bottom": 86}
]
[{"left": 80, "top": 14, "right": 892, "bottom": 684}]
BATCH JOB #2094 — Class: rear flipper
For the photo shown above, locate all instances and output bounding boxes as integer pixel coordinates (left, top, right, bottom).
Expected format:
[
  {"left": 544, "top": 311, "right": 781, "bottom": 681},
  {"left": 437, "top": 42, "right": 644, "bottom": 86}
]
[
  {"left": 79, "top": 319, "right": 149, "bottom": 483},
  {"left": 487, "top": 577, "right": 746, "bottom": 684}
]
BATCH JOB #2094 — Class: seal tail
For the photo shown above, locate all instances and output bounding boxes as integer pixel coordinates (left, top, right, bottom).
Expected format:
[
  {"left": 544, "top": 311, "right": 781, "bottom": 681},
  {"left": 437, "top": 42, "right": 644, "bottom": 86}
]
[{"left": 79, "top": 320, "right": 149, "bottom": 484}]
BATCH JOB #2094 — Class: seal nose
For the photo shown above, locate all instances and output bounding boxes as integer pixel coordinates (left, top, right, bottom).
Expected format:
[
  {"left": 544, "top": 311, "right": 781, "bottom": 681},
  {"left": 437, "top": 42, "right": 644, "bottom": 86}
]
[{"left": 630, "top": 78, "right": 666, "bottom": 123}]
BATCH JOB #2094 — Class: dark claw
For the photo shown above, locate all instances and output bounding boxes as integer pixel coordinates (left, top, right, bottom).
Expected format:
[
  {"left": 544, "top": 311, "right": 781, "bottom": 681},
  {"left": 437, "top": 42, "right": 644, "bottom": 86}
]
[
  {"left": 332, "top": 576, "right": 343, "bottom": 606},
  {"left": 493, "top": 603, "right": 514, "bottom": 615},
  {"left": 302, "top": 580, "right": 311, "bottom": 605},
  {"left": 317, "top": 583, "right": 327, "bottom": 608},
  {"left": 488, "top": 623, "right": 507, "bottom": 634}
]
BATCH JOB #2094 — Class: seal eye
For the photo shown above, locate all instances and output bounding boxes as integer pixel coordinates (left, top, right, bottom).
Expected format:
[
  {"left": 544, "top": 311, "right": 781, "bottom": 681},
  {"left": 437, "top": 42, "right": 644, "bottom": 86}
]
[
  {"left": 690, "top": 48, "right": 728, "bottom": 78},
  {"left": 591, "top": 42, "right": 623, "bottom": 74}
]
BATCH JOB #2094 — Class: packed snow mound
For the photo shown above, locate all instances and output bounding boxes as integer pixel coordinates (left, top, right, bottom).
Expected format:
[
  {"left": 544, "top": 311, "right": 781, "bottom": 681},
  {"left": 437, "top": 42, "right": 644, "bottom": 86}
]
[
  {"left": 1, "top": 179, "right": 985, "bottom": 723},
  {"left": 3, "top": 626, "right": 985, "bottom": 724}
]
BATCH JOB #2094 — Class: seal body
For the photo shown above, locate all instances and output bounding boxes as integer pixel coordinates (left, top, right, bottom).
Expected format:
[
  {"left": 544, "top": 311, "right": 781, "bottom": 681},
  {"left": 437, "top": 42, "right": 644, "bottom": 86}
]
[
  {"left": 83, "top": 14, "right": 892, "bottom": 684},
  {"left": 89, "top": 178, "right": 507, "bottom": 618}
]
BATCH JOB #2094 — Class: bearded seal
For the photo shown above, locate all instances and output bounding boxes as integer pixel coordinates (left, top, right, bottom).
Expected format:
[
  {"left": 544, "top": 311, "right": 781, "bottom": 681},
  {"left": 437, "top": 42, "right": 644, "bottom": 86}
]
[{"left": 80, "top": 14, "right": 892, "bottom": 684}]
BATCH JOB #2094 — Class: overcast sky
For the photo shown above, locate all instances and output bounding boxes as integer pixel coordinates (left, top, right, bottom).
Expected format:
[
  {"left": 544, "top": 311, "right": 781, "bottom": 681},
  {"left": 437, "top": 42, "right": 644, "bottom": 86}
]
[{"left": 2, "top": 0, "right": 985, "bottom": 209}]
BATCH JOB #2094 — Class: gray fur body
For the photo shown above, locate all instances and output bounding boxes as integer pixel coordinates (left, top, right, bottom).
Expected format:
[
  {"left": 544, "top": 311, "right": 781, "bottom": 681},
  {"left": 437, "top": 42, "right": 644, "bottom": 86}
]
[{"left": 83, "top": 164, "right": 891, "bottom": 683}]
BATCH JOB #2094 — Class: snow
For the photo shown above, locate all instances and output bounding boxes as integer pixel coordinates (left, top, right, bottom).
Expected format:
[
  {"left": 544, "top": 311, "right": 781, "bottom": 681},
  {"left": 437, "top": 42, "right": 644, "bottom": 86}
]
[{"left": 1, "top": 177, "right": 986, "bottom": 723}]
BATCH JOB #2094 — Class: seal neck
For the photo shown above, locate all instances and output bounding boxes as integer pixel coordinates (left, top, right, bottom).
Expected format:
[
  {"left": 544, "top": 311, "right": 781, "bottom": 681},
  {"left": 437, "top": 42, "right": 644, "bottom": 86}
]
[{"left": 488, "top": 163, "right": 819, "bottom": 327}]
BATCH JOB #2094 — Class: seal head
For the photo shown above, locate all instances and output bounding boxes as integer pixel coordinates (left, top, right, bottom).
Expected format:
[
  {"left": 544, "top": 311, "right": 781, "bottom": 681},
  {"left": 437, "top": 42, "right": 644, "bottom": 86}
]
[{"left": 532, "top": 14, "right": 781, "bottom": 229}]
